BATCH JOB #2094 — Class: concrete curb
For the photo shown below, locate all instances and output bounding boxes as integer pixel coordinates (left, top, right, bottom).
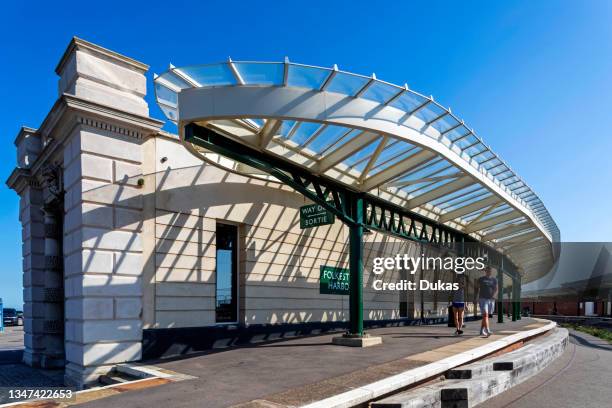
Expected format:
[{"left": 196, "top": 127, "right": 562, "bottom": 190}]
[
  {"left": 372, "top": 328, "right": 568, "bottom": 407},
  {"left": 300, "top": 319, "right": 556, "bottom": 408}
]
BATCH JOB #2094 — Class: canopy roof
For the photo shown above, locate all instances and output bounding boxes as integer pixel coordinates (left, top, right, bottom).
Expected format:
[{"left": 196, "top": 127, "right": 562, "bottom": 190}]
[{"left": 154, "top": 60, "right": 559, "bottom": 281}]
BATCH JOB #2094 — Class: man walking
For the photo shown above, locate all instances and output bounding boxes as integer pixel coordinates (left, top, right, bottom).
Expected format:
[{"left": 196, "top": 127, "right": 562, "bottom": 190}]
[{"left": 476, "top": 266, "right": 498, "bottom": 337}]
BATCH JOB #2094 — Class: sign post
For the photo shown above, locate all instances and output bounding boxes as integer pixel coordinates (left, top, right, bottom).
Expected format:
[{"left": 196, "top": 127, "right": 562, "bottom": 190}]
[
  {"left": 0, "top": 297, "right": 3, "bottom": 333},
  {"left": 300, "top": 203, "right": 335, "bottom": 229}
]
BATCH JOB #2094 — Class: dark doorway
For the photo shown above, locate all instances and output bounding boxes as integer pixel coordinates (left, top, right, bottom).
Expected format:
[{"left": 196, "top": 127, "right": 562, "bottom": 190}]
[{"left": 215, "top": 223, "right": 238, "bottom": 323}]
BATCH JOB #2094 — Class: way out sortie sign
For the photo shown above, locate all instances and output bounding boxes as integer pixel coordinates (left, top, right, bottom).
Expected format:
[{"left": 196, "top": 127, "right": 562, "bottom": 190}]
[
  {"left": 320, "top": 265, "right": 350, "bottom": 295},
  {"left": 299, "top": 203, "right": 335, "bottom": 229}
]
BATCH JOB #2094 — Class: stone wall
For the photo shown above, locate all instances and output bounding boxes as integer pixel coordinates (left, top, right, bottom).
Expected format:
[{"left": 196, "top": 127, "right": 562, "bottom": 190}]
[
  {"left": 150, "top": 137, "right": 454, "bottom": 328},
  {"left": 62, "top": 122, "right": 147, "bottom": 385}
]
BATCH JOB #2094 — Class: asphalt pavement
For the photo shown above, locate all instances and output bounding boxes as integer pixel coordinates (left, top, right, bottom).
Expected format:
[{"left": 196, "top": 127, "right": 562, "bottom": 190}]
[
  {"left": 484, "top": 328, "right": 612, "bottom": 408},
  {"left": 76, "top": 319, "right": 537, "bottom": 408}
]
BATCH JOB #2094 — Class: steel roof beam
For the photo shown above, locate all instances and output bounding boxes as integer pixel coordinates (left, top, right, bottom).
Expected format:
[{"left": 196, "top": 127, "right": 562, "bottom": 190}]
[
  {"left": 482, "top": 222, "right": 534, "bottom": 241},
  {"left": 384, "top": 84, "right": 408, "bottom": 106},
  {"left": 316, "top": 131, "right": 380, "bottom": 173},
  {"left": 506, "top": 238, "right": 548, "bottom": 255},
  {"left": 227, "top": 58, "right": 245, "bottom": 85},
  {"left": 464, "top": 210, "right": 522, "bottom": 233},
  {"left": 497, "top": 229, "right": 542, "bottom": 246},
  {"left": 258, "top": 119, "right": 282, "bottom": 148},
  {"left": 439, "top": 194, "right": 502, "bottom": 223},
  {"left": 354, "top": 74, "right": 377, "bottom": 98},
  {"left": 387, "top": 171, "right": 463, "bottom": 188},
  {"left": 406, "top": 176, "right": 475, "bottom": 209},
  {"left": 360, "top": 149, "right": 437, "bottom": 191},
  {"left": 359, "top": 136, "right": 389, "bottom": 182},
  {"left": 320, "top": 65, "right": 338, "bottom": 91}
]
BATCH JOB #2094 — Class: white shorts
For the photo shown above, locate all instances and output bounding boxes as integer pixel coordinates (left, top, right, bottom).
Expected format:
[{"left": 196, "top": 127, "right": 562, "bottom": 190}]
[{"left": 479, "top": 298, "right": 495, "bottom": 315}]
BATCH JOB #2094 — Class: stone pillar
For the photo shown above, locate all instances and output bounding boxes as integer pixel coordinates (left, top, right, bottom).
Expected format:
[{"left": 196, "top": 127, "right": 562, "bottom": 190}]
[
  {"left": 9, "top": 37, "right": 162, "bottom": 387},
  {"left": 20, "top": 185, "right": 46, "bottom": 366},
  {"left": 9, "top": 127, "right": 47, "bottom": 367},
  {"left": 40, "top": 199, "right": 65, "bottom": 368},
  {"left": 63, "top": 122, "right": 147, "bottom": 387},
  {"left": 53, "top": 37, "right": 162, "bottom": 387}
]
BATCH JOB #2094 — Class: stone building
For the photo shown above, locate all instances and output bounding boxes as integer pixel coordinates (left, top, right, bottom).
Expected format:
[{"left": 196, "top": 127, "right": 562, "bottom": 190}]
[{"left": 7, "top": 38, "right": 558, "bottom": 387}]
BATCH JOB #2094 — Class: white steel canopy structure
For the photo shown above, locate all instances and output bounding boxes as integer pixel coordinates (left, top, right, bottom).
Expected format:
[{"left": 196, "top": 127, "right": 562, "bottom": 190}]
[{"left": 154, "top": 60, "right": 559, "bottom": 282}]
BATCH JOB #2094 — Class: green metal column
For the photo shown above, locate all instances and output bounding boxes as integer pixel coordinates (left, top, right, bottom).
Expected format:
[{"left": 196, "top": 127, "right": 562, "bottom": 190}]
[
  {"left": 516, "top": 276, "right": 523, "bottom": 320},
  {"left": 511, "top": 277, "right": 518, "bottom": 321},
  {"left": 497, "top": 268, "right": 504, "bottom": 323},
  {"left": 349, "top": 196, "right": 364, "bottom": 336}
]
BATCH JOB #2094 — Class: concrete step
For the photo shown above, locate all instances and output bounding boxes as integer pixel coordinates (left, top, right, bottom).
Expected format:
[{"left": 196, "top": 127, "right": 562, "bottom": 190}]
[
  {"left": 97, "top": 368, "right": 142, "bottom": 386},
  {"left": 372, "top": 327, "right": 568, "bottom": 408},
  {"left": 98, "top": 374, "right": 130, "bottom": 385},
  {"left": 445, "top": 328, "right": 567, "bottom": 379}
]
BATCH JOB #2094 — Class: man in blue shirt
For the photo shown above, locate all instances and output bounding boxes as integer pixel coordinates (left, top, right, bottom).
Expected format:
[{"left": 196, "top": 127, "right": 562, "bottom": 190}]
[{"left": 476, "top": 266, "right": 498, "bottom": 337}]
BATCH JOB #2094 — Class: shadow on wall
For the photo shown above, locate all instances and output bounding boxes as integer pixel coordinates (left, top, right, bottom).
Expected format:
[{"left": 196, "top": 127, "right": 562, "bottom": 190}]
[{"left": 69, "top": 160, "right": 460, "bottom": 335}]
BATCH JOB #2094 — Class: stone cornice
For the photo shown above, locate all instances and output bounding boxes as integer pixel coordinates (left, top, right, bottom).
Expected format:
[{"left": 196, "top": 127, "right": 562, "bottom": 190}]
[
  {"left": 14, "top": 126, "right": 39, "bottom": 147},
  {"left": 55, "top": 37, "right": 149, "bottom": 75},
  {"left": 7, "top": 94, "right": 165, "bottom": 192},
  {"left": 37, "top": 94, "right": 164, "bottom": 141},
  {"left": 6, "top": 167, "right": 41, "bottom": 194}
]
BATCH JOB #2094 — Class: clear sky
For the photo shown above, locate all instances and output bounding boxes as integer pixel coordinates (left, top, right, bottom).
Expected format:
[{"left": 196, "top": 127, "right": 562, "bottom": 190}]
[{"left": 1, "top": 1, "right": 611, "bottom": 308}]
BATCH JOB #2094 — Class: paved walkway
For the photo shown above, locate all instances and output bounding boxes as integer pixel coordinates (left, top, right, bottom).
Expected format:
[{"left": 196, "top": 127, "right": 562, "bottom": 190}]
[
  {"left": 0, "top": 326, "right": 65, "bottom": 404},
  {"left": 0, "top": 325, "right": 24, "bottom": 351},
  {"left": 485, "top": 328, "right": 612, "bottom": 408},
  {"left": 76, "top": 318, "right": 540, "bottom": 408}
]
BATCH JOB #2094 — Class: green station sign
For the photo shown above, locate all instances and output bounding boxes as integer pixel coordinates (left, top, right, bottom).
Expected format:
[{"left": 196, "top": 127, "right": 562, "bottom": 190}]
[
  {"left": 319, "top": 265, "right": 350, "bottom": 295},
  {"left": 299, "top": 203, "right": 335, "bottom": 229}
]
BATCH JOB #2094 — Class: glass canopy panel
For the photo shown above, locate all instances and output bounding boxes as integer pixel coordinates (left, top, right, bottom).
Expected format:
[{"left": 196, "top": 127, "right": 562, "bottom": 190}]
[
  {"left": 278, "top": 120, "right": 297, "bottom": 138},
  {"left": 439, "top": 191, "right": 492, "bottom": 212},
  {"left": 442, "top": 125, "right": 470, "bottom": 143},
  {"left": 465, "top": 144, "right": 487, "bottom": 158},
  {"left": 431, "top": 186, "right": 485, "bottom": 207},
  {"left": 502, "top": 176, "right": 520, "bottom": 186},
  {"left": 431, "top": 115, "right": 460, "bottom": 134},
  {"left": 158, "top": 104, "right": 178, "bottom": 122},
  {"left": 482, "top": 159, "right": 502, "bottom": 170},
  {"left": 287, "top": 65, "right": 330, "bottom": 89},
  {"left": 245, "top": 118, "right": 264, "bottom": 129},
  {"left": 344, "top": 140, "right": 381, "bottom": 170},
  {"left": 401, "top": 160, "right": 452, "bottom": 183},
  {"left": 474, "top": 151, "right": 496, "bottom": 164},
  {"left": 479, "top": 207, "right": 516, "bottom": 222},
  {"left": 367, "top": 141, "right": 416, "bottom": 172},
  {"left": 159, "top": 71, "right": 191, "bottom": 89},
  {"left": 389, "top": 92, "right": 428, "bottom": 112},
  {"left": 369, "top": 147, "right": 427, "bottom": 177},
  {"left": 402, "top": 178, "right": 449, "bottom": 196},
  {"left": 153, "top": 60, "right": 559, "bottom": 243},
  {"left": 326, "top": 72, "right": 370, "bottom": 96},
  {"left": 235, "top": 62, "right": 284, "bottom": 85},
  {"left": 308, "top": 125, "right": 354, "bottom": 154},
  {"left": 155, "top": 83, "right": 178, "bottom": 106},
  {"left": 361, "top": 81, "right": 401, "bottom": 104},
  {"left": 180, "top": 64, "right": 236, "bottom": 86},
  {"left": 414, "top": 102, "right": 446, "bottom": 123},
  {"left": 290, "top": 122, "right": 322, "bottom": 145},
  {"left": 452, "top": 134, "right": 480, "bottom": 150}
]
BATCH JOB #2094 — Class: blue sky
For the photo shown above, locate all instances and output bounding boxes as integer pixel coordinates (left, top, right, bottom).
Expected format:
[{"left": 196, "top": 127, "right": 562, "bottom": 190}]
[{"left": 1, "top": 1, "right": 611, "bottom": 308}]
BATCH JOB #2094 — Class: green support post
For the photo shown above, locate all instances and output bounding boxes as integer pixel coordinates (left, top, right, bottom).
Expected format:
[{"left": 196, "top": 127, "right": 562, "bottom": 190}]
[
  {"left": 348, "top": 196, "right": 364, "bottom": 336},
  {"left": 497, "top": 269, "right": 504, "bottom": 324},
  {"left": 517, "top": 277, "right": 522, "bottom": 320},
  {"left": 512, "top": 278, "right": 518, "bottom": 321}
]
